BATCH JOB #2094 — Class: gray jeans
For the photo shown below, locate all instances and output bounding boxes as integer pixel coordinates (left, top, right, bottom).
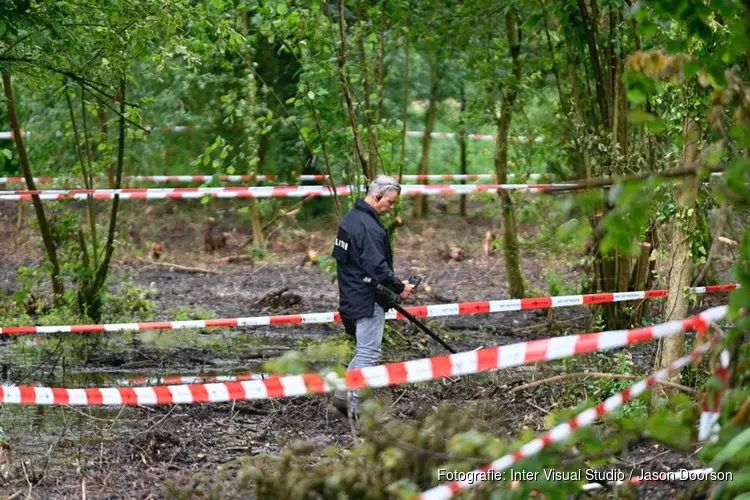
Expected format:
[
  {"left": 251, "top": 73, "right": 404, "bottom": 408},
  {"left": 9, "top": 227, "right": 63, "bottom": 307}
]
[{"left": 335, "top": 303, "right": 386, "bottom": 412}]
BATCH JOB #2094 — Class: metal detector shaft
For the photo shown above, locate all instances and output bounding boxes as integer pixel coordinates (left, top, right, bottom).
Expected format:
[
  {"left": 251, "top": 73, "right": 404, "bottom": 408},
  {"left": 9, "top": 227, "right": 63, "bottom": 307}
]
[{"left": 377, "top": 285, "right": 457, "bottom": 354}]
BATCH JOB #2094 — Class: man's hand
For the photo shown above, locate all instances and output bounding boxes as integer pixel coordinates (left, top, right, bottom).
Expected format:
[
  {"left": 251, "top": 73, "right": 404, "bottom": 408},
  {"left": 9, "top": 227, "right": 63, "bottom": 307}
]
[{"left": 399, "top": 281, "right": 414, "bottom": 299}]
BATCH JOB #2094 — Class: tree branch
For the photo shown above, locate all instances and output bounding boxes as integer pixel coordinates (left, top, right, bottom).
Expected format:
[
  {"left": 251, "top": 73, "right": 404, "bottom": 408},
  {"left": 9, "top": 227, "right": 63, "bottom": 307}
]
[
  {"left": 92, "top": 78, "right": 126, "bottom": 291},
  {"left": 337, "top": 0, "right": 371, "bottom": 180},
  {"left": 543, "top": 163, "right": 726, "bottom": 194},
  {"left": 0, "top": 56, "right": 141, "bottom": 109}
]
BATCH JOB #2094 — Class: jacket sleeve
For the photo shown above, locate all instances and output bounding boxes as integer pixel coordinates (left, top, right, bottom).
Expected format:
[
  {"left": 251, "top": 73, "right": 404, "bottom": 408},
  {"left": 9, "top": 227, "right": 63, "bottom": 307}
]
[{"left": 354, "top": 226, "right": 405, "bottom": 293}]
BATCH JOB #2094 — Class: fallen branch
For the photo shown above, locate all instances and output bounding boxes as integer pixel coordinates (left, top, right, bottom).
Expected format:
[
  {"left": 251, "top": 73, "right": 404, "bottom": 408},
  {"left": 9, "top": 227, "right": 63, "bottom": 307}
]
[
  {"left": 260, "top": 196, "right": 315, "bottom": 233},
  {"left": 543, "top": 163, "right": 725, "bottom": 194},
  {"left": 215, "top": 255, "right": 254, "bottom": 264},
  {"left": 136, "top": 258, "right": 220, "bottom": 275},
  {"left": 717, "top": 236, "right": 739, "bottom": 246},
  {"left": 509, "top": 372, "right": 701, "bottom": 395}
]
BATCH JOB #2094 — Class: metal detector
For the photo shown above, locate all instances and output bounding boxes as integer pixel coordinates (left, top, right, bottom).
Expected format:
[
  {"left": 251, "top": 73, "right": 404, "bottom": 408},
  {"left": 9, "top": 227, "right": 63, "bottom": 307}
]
[{"left": 376, "top": 278, "right": 457, "bottom": 354}]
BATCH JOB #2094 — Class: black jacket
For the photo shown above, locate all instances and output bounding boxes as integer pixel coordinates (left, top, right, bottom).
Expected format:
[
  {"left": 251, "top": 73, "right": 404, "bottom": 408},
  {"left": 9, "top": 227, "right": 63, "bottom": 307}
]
[{"left": 332, "top": 199, "right": 405, "bottom": 321}]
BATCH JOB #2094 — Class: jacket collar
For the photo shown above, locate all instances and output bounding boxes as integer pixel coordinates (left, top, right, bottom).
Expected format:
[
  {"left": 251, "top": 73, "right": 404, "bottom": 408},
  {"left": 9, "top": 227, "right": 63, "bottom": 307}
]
[{"left": 355, "top": 198, "right": 385, "bottom": 228}]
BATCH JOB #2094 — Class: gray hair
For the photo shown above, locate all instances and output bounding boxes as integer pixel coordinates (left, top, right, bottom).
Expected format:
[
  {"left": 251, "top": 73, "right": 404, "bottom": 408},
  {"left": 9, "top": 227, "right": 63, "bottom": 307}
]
[{"left": 367, "top": 175, "right": 401, "bottom": 197}]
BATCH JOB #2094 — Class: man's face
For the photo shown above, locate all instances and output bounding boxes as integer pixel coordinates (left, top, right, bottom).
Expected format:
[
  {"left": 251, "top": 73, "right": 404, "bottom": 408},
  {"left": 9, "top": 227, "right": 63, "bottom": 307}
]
[{"left": 374, "top": 190, "right": 399, "bottom": 214}]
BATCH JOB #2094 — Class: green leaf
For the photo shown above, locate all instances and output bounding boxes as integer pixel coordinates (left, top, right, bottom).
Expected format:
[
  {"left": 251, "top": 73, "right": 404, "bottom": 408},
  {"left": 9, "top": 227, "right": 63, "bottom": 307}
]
[
  {"left": 711, "top": 428, "right": 750, "bottom": 470},
  {"left": 277, "top": 3, "right": 288, "bottom": 15},
  {"left": 2, "top": 149, "right": 11, "bottom": 160},
  {"left": 627, "top": 110, "right": 665, "bottom": 133},
  {"left": 307, "top": 90, "right": 315, "bottom": 100},
  {"left": 705, "top": 147, "right": 723, "bottom": 167},
  {"left": 628, "top": 109, "right": 654, "bottom": 124},
  {"left": 626, "top": 88, "right": 647, "bottom": 104}
]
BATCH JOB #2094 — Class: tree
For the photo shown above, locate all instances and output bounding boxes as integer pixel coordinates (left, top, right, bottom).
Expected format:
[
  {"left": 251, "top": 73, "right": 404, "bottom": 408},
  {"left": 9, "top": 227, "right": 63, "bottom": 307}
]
[
  {"left": 494, "top": 8, "right": 525, "bottom": 299},
  {"left": 0, "top": 0, "right": 197, "bottom": 319},
  {"left": 652, "top": 117, "right": 701, "bottom": 404}
]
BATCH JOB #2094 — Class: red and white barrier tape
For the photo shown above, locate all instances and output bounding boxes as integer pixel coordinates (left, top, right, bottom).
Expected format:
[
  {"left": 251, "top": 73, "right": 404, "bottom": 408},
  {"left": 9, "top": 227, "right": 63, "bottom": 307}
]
[
  {"left": 0, "top": 285, "right": 739, "bottom": 336},
  {"left": 20, "top": 372, "right": 277, "bottom": 388},
  {"left": 398, "top": 174, "right": 548, "bottom": 181},
  {"left": 0, "top": 305, "right": 727, "bottom": 406},
  {"left": 404, "top": 131, "right": 544, "bottom": 143},
  {"left": 0, "top": 183, "right": 579, "bottom": 201},
  {"left": 103, "top": 372, "right": 276, "bottom": 386},
  {"left": 125, "top": 174, "right": 327, "bottom": 182},
  {"left": 1, "top": 129, "right": 541, "bottom": 142},
  {"left": 0, "top": 128, "right": 208, "bottom": 139},
  {"left": 0, "top": 174, "right": 326, "bottom": 184},
  {"left": 0, "top": 176, "right": 57, "bottom": 184},
  {"left": 418, "top": 336, "right": 718, "bottom": 500},
  {"left": 0, "top": 174, "right": 550, "bottom": 185},
  {"left": 698, "top": 349, "right": 730, "bottom": 442}
]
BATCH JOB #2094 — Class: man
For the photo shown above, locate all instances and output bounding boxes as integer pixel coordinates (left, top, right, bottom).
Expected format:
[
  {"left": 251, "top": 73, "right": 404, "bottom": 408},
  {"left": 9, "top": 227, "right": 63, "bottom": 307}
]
[{"left": 330, "top": 175, "right": 413, "bottom": 420}]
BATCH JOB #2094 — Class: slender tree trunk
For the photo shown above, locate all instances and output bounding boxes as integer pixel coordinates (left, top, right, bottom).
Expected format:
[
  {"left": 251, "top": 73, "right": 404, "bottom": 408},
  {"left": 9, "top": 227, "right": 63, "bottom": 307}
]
[
  {"left": 65, "top": 86, "right": 99, "bottom": 263},
  {"left": 576, "top": 0, "right": 609, "bottom": 128},
  {"left": 653, "top": 117, "right": 701, "bottom": 406},
  {"left": 495, "top": 10, "right": 525, "bottom": 299},
  {"left": 611, "top": 25, "right": 631, "bottom": 322},
  {"left": 241, "top": 10, "right": 264, "bottom": 247},
  {"left": 164, "top": 137, "right": 171, "bottom": 175},
  {"left": 565, "top": 37, "right": 592, "bottom": 180},
  {"left": 338, "top": 0, "right": 372, "bottom": 180},
  {"left": 541, "top": 2, "right": 568, "bottom": 115},
  {"left": 14, "top": 201, "right": 24, "bottom": 245},
  {"left": 80, "top": 79, "right": 128, "bottom": 321},
  {"left": 2, "top": 70, "right": 64, "bottom": 299},
  {"left": 459, "top": 84, "right": 468, "bottom": 216},
  {"left": 399, "top": 7, "right": 410, "bottom": 178},
  {"left": 413, "top": 49, "right": 439, "bottom": 218},
  {"left": 375, "top": 0, "right": 387, "bottom": 127},
  {"left": 96, "top": 105, "right": 114, "bottom": 189},
  {"left": 356, "top": 0, "right": 379, "bottom": 172}
]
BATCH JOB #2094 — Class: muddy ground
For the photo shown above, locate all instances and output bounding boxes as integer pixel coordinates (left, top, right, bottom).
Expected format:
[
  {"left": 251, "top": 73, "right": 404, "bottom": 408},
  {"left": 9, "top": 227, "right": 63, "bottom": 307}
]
[{"left": 0, "top": 196, "right": 741, "bottom": 499}]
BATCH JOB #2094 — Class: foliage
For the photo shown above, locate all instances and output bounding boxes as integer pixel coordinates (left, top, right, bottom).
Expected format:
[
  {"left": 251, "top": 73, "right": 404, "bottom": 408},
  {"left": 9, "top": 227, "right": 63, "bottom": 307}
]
[{"left": 1, "top": 0, "right": 749, "bottom": 497}]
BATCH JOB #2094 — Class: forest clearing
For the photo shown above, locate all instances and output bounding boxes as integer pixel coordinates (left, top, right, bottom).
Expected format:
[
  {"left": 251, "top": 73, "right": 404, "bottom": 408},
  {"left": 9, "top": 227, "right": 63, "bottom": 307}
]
[{"left": 0, "top": 0, "right": 749, "bottom": 498}]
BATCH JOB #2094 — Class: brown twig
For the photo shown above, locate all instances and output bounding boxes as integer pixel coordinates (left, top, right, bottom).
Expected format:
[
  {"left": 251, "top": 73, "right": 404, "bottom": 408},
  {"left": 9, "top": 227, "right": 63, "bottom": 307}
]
[
  {"left": 337, "top": 0, "right": 371, "bottom": 179},
  {"left": 260, "top": 196, "right": 314, "bottom": 233},
  {"left": 509, "top": 372, "right": 701, "bottom": 395},
  {"left": 137, "top": 405, "right": 178, "bottom": 436},
  {"left": 21, "top": 460, "right": 34, "bottom": 496},
  {"left": 215, "top": 255, "right": 254, "bottom": 264},
  {"left": 734, "top": 397, "right": 750, "bottom": 426},
  {"left": 136, "top": 258, "right": 220, "bottom": 275}
]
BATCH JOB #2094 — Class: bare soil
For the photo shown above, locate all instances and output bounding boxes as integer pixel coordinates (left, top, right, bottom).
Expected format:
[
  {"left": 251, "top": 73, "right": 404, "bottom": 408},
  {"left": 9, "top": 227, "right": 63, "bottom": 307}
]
[{"left": 0, "top": 197, "right": 739, "bottom": 499}]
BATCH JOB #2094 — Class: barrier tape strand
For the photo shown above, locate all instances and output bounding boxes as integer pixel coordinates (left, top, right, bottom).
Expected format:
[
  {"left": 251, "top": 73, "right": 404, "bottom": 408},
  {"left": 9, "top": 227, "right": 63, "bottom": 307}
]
[
  {"left": 417, "top": 335, "right": 718, "bottom": 500},
  {"left": 0, "top": 285, "right": 738, "bottom": 337},
  {"left": 0, "top": 305, "right": 726, "bottom": 406}
]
